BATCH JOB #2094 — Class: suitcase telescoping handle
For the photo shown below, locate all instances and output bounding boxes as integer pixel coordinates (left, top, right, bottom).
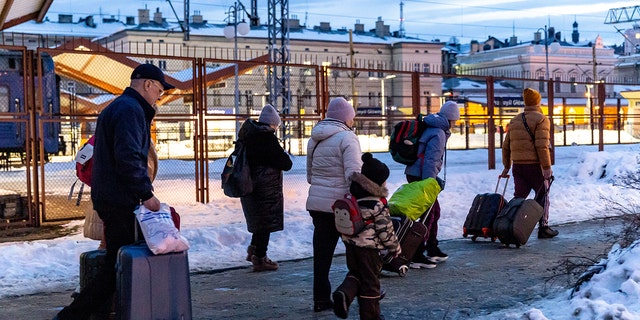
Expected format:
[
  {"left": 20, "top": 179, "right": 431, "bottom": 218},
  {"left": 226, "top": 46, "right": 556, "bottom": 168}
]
[{"left": 495, "top": 175, "right": 510, "bottom": 196}]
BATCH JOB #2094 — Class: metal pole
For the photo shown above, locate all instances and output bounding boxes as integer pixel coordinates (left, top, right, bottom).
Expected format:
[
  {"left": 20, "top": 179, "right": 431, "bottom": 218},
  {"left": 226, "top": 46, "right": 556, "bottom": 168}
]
[
  {"left": 544, "top": 25, "right": 549, "bottom": 82},
  {"left": 380, "top": 78, "right": 386, "bottom": 136},
  {"left": 233, "top": 3, "right": 240, "bottom": 134}
]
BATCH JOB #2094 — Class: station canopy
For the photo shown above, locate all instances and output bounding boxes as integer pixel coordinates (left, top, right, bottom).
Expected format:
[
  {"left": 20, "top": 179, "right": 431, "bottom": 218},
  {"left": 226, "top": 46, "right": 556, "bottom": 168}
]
[
  {"left": 0, "top": 0, "right": 52, "bottom": 30},
  {"left": 50, "top": 39, "right": 268, "bottom": 114}
]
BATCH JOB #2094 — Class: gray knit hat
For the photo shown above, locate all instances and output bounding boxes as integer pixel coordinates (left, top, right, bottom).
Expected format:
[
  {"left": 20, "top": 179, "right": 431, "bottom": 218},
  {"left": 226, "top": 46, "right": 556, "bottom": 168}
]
[
  {"left": 326, "top": 97, "right": 356, "bottom": 122},
  {"left": 258, "top": 104, "right": 281, "bottom": 127},
  {"left": 439, "top": 101, "right": 460, "bottom": 121}
]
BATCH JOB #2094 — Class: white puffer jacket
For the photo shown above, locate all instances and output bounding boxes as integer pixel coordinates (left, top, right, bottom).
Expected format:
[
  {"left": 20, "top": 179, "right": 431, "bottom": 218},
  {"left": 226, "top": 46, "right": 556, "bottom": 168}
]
[{"left": 306, "top": 119, "right": 362, "bottom": 213}]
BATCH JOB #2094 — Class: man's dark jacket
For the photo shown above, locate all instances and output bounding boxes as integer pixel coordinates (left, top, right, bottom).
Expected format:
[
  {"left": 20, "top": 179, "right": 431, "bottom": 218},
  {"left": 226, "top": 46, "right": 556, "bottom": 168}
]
[{"left": 91, "top": 87, "right": 155, "bottom": 214}]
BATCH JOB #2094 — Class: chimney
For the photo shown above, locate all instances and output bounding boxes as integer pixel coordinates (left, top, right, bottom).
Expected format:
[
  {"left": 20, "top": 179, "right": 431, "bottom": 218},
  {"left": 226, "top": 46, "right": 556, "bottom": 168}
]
[
  {"left": 286, "top": 16, "right": 301, "bottom": 31},
  {"left": 319, "top": 22, "right": 331, "bottom": 32},
  {"left": 354, "top": 19, "right": 364, "bottom": 33},
  {"left": 138, "top": 8, "right": 150, "bottom": 24},
  {"left": 470, "top": 40, "right": 479, "bottom": 53},
  {"left": 534, "top": 31, "right": 541, "bottom": 43},
  {"left": 153, "top": 8, "right": 163, "bottom": 24},
  {"left": 191, "top": 10, "right": 203, "bottom": 24},
  {"left": 509, "top": 36, "right": 517, "bottom": 46},
  {"left": 375, "top": 17, "right": 388, "bottom": 38}
]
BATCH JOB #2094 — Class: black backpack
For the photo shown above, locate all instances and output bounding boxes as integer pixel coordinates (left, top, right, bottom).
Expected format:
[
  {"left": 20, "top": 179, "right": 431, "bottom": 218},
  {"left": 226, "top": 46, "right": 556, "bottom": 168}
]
[{"left": 389, "top": 115, "right": 426, "bottom": 165}]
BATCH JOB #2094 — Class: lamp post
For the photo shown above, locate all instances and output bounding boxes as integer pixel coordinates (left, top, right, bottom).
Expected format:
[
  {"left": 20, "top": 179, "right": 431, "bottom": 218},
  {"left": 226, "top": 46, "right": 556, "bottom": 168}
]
[
  {"left": 536, "top": 25, "right": 550, "bottom": 82},
  {"left": 223, "top": 2, "right": 250, "bottom": 134},
  {"left": 369, "top": 74, "right": 396, "bottom": 136}
]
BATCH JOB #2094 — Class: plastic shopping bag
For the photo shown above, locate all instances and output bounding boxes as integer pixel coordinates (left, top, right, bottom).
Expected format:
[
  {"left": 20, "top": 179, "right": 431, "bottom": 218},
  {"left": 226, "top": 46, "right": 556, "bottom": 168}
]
[
  {"left": 388, "top": 178, "right": 441, "bottom": 221},
  {"left": 134, "top": 203, "right": 190, "bottom": 255}
]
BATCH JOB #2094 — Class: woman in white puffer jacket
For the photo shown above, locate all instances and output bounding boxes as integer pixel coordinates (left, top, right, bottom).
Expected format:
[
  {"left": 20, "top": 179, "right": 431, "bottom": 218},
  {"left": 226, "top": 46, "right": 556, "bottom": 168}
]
[{"left": 306, "top": 97, "right": 362, "bottom": 313}]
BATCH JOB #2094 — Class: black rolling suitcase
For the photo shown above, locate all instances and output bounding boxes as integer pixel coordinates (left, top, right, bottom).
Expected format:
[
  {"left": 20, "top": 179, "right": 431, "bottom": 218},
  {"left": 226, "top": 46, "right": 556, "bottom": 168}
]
[
  {"left": 116, "top": 244, "right": 192, "bottom": 320},
  {"left": 462, "top": 176, "right": 508, "bottom": 242},
  {"left": 79, "top": 249, "right": 107, "bottom": 292},
  {"left": 382, "top": 205, "right": 433, "bottom": 277},
  {"left": 77, "top": 249, "right": 114, "bottom": 317},
  {"left": 493, "top": 178, "right": 553, "bottom": 248}
]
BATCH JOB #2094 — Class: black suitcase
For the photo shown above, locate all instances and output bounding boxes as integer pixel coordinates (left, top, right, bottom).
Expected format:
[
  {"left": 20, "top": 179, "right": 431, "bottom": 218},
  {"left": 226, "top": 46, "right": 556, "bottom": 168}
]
[
  {"left": 493, "top": 198, "right": 543, "bottom": 247},
  {"left": 77, "top": 249, "right": 115, "bottom": 317},
  {"left": 382, "top": 205, "right": 433, "bottom": 277},
  {"left": 79, "top": 249, "right": 107, "bottom": 292},
  {"left": 493, "top": 177, "right": 553, "bottom": 248},
  {"left": 462, "top": 176, "right": 508, "bottom": 242},
  {"left": 116, "top": 244, "right": 192, "bottom": 320}
]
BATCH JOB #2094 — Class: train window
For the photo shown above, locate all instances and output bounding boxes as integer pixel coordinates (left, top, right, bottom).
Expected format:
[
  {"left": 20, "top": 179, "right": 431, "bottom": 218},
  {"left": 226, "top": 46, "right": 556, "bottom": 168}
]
[{"left": 0, "top": 87, "right": 8, "bottom": 112}]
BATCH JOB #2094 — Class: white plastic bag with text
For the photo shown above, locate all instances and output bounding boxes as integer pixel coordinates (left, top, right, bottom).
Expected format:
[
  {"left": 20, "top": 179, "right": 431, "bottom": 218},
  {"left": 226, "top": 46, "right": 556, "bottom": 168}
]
[{"left": 134, "top": 203, "right": 190, "bottom": 254}]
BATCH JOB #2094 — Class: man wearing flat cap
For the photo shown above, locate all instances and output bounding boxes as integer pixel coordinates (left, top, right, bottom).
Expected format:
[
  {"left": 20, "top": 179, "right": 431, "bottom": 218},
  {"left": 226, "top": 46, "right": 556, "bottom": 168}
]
[
  {"left": 54, "top": 64, "right": 174, "bottom": 320},
  {"left": 501, "top": 88, "right": 558, "bottom": 239}
]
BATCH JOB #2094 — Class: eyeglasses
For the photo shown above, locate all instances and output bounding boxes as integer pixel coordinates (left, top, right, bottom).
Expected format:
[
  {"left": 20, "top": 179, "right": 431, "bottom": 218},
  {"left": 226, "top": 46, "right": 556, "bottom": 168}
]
[{"left": 148, "top": 79, "right": 164, "bottom": 97}]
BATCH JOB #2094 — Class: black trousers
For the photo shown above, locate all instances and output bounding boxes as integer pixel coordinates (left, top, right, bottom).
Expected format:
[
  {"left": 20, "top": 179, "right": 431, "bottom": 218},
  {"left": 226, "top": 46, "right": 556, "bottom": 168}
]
[
  {"left": 250, "top": 230, "right": 271, "bottom": 258},
  {"left": 56, "top": 205, "right": 138, "bottom": 320},
  {"left": 337, "top": 244, "right": 383, "bottom": 320},
  {"left": 406, "top": 175, "right": 441, "bottom": 249},
  {"left": 512, "top": 163, "right": 549, "bottom": 226},
  {"left": 310, "top": 210, "right": 341, "bottom": 303}
]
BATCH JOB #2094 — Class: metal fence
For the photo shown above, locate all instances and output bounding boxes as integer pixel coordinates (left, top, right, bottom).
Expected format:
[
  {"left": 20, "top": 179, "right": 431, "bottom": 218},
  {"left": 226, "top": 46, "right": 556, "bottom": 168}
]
[{"left": 1, "top": 45, "right": 639, "bottom": 228}]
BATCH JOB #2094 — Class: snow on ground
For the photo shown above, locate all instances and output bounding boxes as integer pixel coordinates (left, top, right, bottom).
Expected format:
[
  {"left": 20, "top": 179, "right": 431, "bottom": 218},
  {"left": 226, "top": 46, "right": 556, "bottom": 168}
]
[{"left": 1, "top": 136, "right": 640, "bottom": 319}]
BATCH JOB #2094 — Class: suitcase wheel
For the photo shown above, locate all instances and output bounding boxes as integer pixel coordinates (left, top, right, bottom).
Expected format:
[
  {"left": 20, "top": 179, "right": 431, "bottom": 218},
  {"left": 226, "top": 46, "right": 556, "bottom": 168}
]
[
  {"left": 491, "top": 237, "right": 497, "bottom": 242},
  {"left": 398, "top": 265, "right": 408, "bottom": 277},
  {"left": 471, "top": 235, "right": 478, "bottom": 242}
]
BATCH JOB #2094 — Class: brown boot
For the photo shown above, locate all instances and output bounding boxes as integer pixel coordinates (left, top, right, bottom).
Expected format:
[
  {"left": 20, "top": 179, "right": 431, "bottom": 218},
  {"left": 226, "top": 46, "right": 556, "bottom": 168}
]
[
  {"left": 358, "top": 296, "right": 382, "bottom": 320},
  {"left": 246, "top": 245, "right": 256, "bottom": 262},
  {"left": 251, "top": 255, "right": 278, "bottom": 272}
]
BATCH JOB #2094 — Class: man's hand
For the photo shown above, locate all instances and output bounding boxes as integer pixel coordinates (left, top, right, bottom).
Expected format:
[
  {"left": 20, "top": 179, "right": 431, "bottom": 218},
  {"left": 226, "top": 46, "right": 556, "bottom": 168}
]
[
  {"left": 500, "top": 168, "right": 510, "bottom": 177},
  {"left": 143, "top": 195, "right": 161, "bottom": 211},
  {"left": 542, "top": 168, "right": 553, "bottom": 180}
]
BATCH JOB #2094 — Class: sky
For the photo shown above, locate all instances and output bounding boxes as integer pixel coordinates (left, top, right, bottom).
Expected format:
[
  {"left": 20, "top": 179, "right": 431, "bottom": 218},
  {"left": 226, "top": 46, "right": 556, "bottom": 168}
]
[
  {"left": 45, "top": 0, "right": 634, "bottom": 46},
  {"left": 1, "top": 132, "right": 640, "bottom": 318}
]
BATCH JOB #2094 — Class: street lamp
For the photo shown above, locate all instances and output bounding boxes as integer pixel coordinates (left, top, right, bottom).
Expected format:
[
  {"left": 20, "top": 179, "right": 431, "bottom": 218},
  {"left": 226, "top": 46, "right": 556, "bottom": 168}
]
[
  {"left": 536, "top": 25, "right": 550, "bottom": 81},
  {"left": 369, "top": 74, "right": 396, "bottom": 136},
  {"left": 223, "top": 2, "right": 250, "bottom": 133},
  {"left": 369, "top": 74, "right": 396, "bottom": 114}
]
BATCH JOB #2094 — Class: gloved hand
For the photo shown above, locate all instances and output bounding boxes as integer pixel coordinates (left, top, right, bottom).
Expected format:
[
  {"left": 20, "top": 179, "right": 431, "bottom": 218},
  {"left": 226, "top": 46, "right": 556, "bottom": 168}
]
[
  {"left": 542, "top": 168, "right": 553, "bottom": 180},
  {"left": 501, "top": 168, "right": 510, "bottom": 178},
  {"left": 436, "top": 177, "right": 445, "bottom": 190}
]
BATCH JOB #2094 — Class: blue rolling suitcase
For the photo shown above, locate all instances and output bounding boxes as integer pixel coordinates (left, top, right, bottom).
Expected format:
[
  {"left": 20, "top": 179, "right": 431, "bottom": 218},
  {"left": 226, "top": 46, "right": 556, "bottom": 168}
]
[{"left": 116, "top": 244, "right": 192, "bottom": 320}]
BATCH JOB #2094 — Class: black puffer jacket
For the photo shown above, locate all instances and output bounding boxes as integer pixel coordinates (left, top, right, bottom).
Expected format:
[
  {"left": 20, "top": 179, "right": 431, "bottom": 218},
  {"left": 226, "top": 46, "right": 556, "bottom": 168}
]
[{"left": 238, "top": 119, "right": 293, "bottom": 233}]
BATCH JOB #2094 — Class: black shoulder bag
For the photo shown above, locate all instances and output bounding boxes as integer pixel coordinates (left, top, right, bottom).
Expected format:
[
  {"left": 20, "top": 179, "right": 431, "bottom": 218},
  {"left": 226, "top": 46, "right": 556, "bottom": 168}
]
[{"left": 521, "top": 113, "right": 535, "bottom": 142}]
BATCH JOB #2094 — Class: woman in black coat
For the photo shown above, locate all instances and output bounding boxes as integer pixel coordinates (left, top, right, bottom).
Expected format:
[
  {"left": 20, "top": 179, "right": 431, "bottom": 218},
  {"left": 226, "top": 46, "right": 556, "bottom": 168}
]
[{"left": 239, "top": 104, "right": 293, "bottom": 272}]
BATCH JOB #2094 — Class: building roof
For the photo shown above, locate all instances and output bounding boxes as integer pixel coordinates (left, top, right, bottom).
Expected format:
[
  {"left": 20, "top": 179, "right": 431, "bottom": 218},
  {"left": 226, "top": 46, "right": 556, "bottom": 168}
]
[{"left": 5, "top": 12, "right": 440, "bottom": 46}]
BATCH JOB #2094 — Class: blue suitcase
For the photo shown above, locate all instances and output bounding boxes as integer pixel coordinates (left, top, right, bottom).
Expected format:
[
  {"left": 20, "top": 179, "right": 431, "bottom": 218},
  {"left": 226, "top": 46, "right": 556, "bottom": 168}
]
[{"left": 116, "top": 244, "right": 192, "bottom": 320}]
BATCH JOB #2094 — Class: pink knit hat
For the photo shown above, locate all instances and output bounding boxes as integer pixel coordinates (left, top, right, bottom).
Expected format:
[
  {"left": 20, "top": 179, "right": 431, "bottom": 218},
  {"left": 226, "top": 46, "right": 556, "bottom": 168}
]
[{"left": 326, "top": 97, "right": 356, "bottom": 122}]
